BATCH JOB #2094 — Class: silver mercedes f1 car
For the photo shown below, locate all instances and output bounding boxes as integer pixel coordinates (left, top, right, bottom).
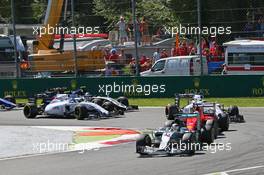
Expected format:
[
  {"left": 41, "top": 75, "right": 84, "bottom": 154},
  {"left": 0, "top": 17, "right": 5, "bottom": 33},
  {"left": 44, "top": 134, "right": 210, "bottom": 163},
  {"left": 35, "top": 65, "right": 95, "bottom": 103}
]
[{"left": 136, "top": 113, "right": 201, "bottom": 156}]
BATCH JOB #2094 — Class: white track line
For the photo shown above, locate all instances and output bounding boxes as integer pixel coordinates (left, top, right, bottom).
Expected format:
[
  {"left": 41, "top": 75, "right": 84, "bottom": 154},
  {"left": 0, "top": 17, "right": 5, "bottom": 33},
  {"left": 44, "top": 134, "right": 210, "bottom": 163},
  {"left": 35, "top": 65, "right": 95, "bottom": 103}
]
[
  {"left": 205, "top": 165, "right": 264, "bottom": 175},
  {"left": 225, "top": 165, "right": 264, "bottom": 173},
  {"left": 0, "top": 143, "right": 111, "bottom": 161},
  {"left": 0, "top": 150, "right": 74, "bottom": 161}
]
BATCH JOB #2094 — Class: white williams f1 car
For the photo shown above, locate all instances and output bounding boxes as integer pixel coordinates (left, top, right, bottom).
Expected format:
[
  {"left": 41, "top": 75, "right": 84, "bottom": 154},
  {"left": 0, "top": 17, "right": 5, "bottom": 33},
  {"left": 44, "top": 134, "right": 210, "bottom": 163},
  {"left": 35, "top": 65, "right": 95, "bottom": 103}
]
[
  {"left": 23, "top": 95, "right": 111, "bottom": 120},
  {"left": 23, "top": 86, "right": 138, "bottom": 120}
]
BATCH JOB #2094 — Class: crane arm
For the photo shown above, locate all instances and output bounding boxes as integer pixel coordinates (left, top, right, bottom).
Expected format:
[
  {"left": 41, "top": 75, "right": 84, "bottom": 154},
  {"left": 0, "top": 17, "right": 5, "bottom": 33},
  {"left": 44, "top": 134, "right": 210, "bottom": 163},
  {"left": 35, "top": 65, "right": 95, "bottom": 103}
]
[{"left": 35, "top": 0, "right": 64, "bottom": 52}]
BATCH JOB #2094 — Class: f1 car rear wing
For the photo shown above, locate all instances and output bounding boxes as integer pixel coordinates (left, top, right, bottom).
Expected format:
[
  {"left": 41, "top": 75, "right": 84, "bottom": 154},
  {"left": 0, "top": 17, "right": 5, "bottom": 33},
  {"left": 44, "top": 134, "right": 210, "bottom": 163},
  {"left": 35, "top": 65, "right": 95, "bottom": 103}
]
[
  {"left": 193, "top": 102, "right": 216, "bottom": 107},
  {"left": 175, "top": 112, "right": 202, "bottom": 135},
  {"left": 175, "top": 113, "right": 200, "bottom": 118},
  {"left": 174, "top": 93, "right": 204, "bottom": 107},
  {"left": 203, "top": 102, "right": 224, "bottom": 110},
  {"left": 192, "top": 102, "right": 217, "bottom": 115},
  {"left": 175, "top": 93, "right": 196, "bottom": 98}
]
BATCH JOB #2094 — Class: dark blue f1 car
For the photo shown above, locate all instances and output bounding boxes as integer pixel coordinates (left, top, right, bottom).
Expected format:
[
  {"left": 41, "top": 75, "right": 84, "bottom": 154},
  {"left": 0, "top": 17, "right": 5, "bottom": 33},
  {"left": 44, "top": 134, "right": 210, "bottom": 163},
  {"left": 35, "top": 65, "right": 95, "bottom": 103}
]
[{"left": 0, "top": 96, "right": 16, "bottom": 110}]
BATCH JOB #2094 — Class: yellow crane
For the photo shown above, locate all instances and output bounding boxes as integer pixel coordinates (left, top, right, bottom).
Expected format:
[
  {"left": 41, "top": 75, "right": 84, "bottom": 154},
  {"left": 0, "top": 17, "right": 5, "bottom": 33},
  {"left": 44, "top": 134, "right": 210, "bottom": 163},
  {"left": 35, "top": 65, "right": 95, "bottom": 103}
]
[{"left": 25, "top": 0, "right": 105, "bottom": 73}]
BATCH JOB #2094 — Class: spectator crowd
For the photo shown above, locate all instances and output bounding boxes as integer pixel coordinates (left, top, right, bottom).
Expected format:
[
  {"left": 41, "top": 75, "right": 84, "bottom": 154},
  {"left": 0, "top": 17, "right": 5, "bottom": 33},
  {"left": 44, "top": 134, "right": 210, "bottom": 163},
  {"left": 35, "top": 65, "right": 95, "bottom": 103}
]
[
  {"left": 104, "top": 13, "right": 264, "bottom": 76},
  {"left": 244, "top": 16, "right": 264, "bottom": 37},
  {"left": 116, "top": 16, "right": 150, "bottom": 46}
]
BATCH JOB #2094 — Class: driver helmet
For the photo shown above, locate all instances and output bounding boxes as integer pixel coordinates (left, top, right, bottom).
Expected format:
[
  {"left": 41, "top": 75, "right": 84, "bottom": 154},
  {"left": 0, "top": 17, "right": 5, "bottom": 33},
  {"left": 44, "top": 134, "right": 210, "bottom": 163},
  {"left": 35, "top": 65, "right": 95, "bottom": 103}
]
[
  {"left": 171, "top": 123, "right": 179, "bottom": 131},
  {"left": 84, "top": 92, "right": 93, "bottom": 101},
  {"left": 111, "top": 48, "right": 117, "bottom": 54},
  {"left": 193, "top": 95, "right": 203, "bottom": 102}
]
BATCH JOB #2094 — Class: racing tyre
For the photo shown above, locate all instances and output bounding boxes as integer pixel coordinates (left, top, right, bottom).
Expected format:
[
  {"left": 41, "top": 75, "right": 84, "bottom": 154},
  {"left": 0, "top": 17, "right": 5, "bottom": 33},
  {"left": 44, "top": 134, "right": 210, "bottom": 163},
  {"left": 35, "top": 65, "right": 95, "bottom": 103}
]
[
  {"left": 165, "top": 104, "right": 178, "bottom": 120},
  {"left": 92, "top": 99, "right": 103, "bottom": 106},
  {"left": 203, "top": 120, "right": 216, "bottom": 144},
  {"left": 182, "top": 133, "right": 196, "bottom": 156},
  {"left": 4, "top": 95, "right": 16, "bottom": 104},
  {"left": 23, "top": 104, "right": 38, "bottom": 119},
  {"left": 75, "top": 106, "right": 87, "bottom": 120},
  {"left": 118, "top": 110, "right": 125, "bottom": 115},
  {"left": 221, "top": 115, "right": 230, "bottom": 132},
  {"left": 228, "top": 106, "right": 239, "bottom": 116},
  {"left": 214, "top": 121, "right": 219, "bottom": 139},
  {"left": 237, "top": 114, "right": 245, "bottom": 123},
  {"left": 204, "top": 127, "right": 215, "bottom": 145},
  {"left": 136, "top": 134, "right": 151, "bottom": 155},
  {"left": 117, "top": 96, "right": 129, "bottom": 107},
  {"left": 102, "top": 101, "right": 114, "bottom": 112}
]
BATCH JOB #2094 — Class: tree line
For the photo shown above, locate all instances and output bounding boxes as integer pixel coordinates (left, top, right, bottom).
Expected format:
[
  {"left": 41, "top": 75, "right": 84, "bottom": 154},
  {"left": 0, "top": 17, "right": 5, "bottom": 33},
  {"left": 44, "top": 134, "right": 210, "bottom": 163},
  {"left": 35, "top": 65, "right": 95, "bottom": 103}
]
[{"left": 0, "top": 0, "right": 263, "bottom": 34}]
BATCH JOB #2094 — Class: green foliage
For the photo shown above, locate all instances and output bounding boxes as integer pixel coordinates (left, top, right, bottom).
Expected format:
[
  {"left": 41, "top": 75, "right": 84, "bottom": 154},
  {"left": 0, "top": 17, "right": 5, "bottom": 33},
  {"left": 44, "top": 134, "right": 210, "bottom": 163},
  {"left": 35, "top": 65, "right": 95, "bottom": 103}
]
[
  {"left": 0, "top": 0, "right": 11, "bottom": 23},
  {"left": 167, "top": 0, "right": 197, "bottom": 24},
  {"left": 93, "top": 0, "right": 179, "bottom": 32},
  {"left": 0, "top": 0, "right": 43, "bottom": 24},
  {"left": 15, "top": 0, "right": 34, "bottom": 24},
  {"left": 93, "top": 0, "right": 131, "bottom": 30},
  {"left": 75, "top": 0, "right": 106, "bottom": 31},
  {"left": 0, "top": 0, "right": 263, "bottom": 34},
  {"left": 137, "top": 0, "right": 179, "bottom": 27},
  {"left": 31, "top": 0, "right": 48, "bottom": 23}
]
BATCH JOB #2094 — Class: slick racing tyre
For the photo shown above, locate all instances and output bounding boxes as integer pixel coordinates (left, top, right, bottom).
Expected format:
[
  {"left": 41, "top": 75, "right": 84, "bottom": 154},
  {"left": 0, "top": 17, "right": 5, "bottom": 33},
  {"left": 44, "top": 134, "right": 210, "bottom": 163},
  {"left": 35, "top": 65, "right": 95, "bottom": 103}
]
[
  {"left": 118, "top": 109, "right": 125, "bottom": 115},
  {"left": 237, "top": 114, "right": 245, "bottom": 123},
  {"left": 117, "top": 96, "right": 129, "bottom": 107},
  {"left": 23, "top": 104, "right": 38, "bottom": 119},
  {"left": 165, "top": 104, "right": 178, "bottom": 120},
  {"left": 75, "top": 106, "right": 87, "bottom": 120},
  {"left": 92, "top": 98, "right": 103, "bottom": 106},
  {"left": 228, "top": 106, "right": 239, "bottom": 116},
  {"left": 221, "top": 114, "right": 230, "bottom": 132},
  {"left": 102, "top": 101, "right": 114, "bottom": 112},
  {"left": 4, "top": 95, "right": 16, "bottom": 104},
  {"left": 182, "top": 133, "right": 196, "bottom": 156},
  {"left": 203, "top": 120, "right": 216, "bottom": 144},
  {"left": 136, "top": 134, "right": 151, "bottom": 155}
]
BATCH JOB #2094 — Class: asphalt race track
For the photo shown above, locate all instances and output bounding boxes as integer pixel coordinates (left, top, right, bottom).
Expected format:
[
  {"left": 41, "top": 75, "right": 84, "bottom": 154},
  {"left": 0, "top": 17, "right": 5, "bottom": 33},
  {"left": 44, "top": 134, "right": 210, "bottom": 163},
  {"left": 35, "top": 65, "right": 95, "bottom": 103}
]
[{"left": 0, "top": 107, "right": 264, "bottom": 175}]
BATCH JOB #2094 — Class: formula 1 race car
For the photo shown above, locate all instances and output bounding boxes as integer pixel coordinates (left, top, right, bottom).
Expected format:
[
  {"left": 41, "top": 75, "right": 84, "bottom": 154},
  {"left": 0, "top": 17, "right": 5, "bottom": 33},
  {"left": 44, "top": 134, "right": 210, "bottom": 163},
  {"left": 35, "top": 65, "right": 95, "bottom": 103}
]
[
  {"left": 136, "top": 114, "right": 200, "bottom": 156},
  {"left": 51, "top": 86, "right": 139, "bottom": 112},
  {"left": 23, "top": 94, "right": 111, "bottom": 120},
  {"left": 180, "top": 103, "right": 218, "bottom": 144},
  {"left": 23, "top": 86, "right": 138, "bottom": 119},
  {"left": 0, "top": 96, "right": 16, "bottom": 110},
  {"left": 28, "top": 86, "right": 138, "bottom": 113},
  {"left": 185, "top": 102, "right": 230, "bottom": 132},
  {"left": 227, "top": 105, "right": 245, "bottom": 123},
  {"left": 165, "top": 94, "right": 242, "bottom": 131},
  {"left": 91, "top": 96, "right": 138, "bottom": 114}
]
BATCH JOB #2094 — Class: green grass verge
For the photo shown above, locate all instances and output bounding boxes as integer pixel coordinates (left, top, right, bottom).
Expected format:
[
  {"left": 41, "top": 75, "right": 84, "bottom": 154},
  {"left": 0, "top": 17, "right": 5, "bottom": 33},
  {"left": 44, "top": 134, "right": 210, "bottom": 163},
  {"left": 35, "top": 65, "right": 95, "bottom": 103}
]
[
  {"left": 129, "top": 97, "right": 264, "bottom": 107},
  {"left": 16, "top": 97, "right": 264, "bottom": 107}
]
